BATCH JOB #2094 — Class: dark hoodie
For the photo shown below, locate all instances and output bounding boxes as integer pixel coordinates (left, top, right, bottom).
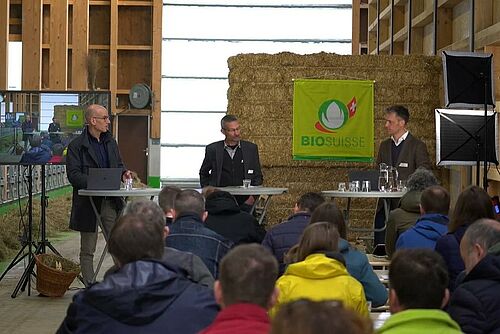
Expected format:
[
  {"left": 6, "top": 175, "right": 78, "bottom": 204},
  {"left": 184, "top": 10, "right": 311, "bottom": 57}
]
[
  {"left": 56, "top": 260, "right": 219, "bottom": 334},
  {"left": 448, "top": 254, "right": 500, "bottom": 333},
  {"left": 205, "top": 191, "right": 265, "bottom": 245}
]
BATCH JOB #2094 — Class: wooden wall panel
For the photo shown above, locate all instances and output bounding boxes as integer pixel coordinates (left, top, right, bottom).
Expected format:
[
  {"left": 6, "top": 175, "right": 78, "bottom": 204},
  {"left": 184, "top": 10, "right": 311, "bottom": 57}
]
[
  {"left": 22, "top": 0, "right": 43, "bottom": 90},
  {"left": 72, "top": 0, "right": 89, "bottom": 90},
  {"left": 49, "top": 0, "right": 68, "bottom": 89},
  {"left": 0, "top": 0, "right": 8, "bottom": 89},
  {"left": 110, "top": 0, "right": 118, "bottom": 115}
]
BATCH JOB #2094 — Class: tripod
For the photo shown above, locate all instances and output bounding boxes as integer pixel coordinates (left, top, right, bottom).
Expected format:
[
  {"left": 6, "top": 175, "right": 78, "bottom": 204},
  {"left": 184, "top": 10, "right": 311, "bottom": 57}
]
[{"left": 0, "top": 164, "right": 63, "bottom": 298}]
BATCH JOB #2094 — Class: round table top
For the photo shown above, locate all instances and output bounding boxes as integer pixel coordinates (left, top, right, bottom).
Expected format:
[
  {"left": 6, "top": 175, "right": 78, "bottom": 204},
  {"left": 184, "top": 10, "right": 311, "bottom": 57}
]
[
  {"left": 322, "top": 190, "right": 406, "bottom": 198},
  {"left": 79, "top": 187, "right": 161, "bottom": 197},
  {"left": 217, "top": 186, "right": 288, "bottom": 196}
]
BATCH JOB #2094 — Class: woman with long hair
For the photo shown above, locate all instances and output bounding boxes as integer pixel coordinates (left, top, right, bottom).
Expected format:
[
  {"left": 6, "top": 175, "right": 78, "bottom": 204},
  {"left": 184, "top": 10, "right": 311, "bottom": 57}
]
[
  {"left": 271, "top": 222, "right": 368, "bottom": 317},
  {"left": 308, "top": 201, "right": 388, "bottom": 307},
  {"left": 435, "top": 185, "right": 495, "bottom": 291}
]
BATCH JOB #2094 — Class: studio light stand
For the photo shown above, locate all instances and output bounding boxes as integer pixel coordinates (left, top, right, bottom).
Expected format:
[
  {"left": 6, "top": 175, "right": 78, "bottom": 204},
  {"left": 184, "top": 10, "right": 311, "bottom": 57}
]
[{"left": 442, "top": 51, "right": 496, "bottom": 190}]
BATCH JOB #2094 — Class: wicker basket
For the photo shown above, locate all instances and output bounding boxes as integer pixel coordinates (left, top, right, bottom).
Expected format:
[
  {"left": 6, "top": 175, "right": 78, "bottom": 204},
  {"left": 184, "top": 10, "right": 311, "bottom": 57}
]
[{"left": 35, "top": 254, "right": 80, "bottom": 297}]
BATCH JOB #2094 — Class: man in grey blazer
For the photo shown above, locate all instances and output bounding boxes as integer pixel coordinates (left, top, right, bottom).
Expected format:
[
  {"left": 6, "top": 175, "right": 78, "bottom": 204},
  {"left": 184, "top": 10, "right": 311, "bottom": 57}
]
[
  {"left": 199, "top": 115, "right": 263, "bottom": 204},
  {"left": 374, "top": 105, "right": 431, "bottom": 245}
]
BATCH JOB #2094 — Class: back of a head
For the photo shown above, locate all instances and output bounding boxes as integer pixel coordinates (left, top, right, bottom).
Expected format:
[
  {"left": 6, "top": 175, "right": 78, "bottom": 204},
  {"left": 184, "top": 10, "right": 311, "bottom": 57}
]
[
  {"left": 386, "top": 105, "right": 410, "bottom": 123},
  {"left": 271, "top": 299, "right": 373, "bottom": 334},
  {"left": 297, "top": 222, "right": 339, "bottom": 262},
  {"left": 108, "top": 214, "right": 164, "bottom": 266},
  {"left": 420, "top": 185, "right": 450, "bottom": 215},
  {"left": 29, "top": 135, "right": 42, "bottom": 148},
  {"left": 219, "top": 244, "right": 278, "bottom": 308},
  {"left": 406, "top": 168, "right": 438, "bottom": 192},
  {"left": 123, "top": 200, "right": 165, "bottom": 228},
  {"left": 158, "top": 186, "right": 181, "bottom": 213},
  {"left": 309, "top": 202, "right": 347, "bottom": 239},
  {"left": 206, "top": 190, "right": 237, "bottom": 204},
  {"left": 51, "top": 143, "right": 64, "bottom": 156},
  {"left": 463, "top": 218, "right": 500, "bottom": 254},
  {"left": 450, "top": 185, "right": 495, "bottom": 232},
  {"left": 174, "top": 189, "right": 205, "bottom": 216},
  {"left": 389, "top": 249, "right": 448, "bottom": 310},
  {"left": 297, "top": 192, "right": 325, "bottom": 213}
]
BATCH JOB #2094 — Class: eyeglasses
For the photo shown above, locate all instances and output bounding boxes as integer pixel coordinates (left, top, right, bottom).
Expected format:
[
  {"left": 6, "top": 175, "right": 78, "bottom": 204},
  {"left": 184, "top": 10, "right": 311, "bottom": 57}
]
[{"left": 93, "top": 116, "right": 110, "bottom": 120}]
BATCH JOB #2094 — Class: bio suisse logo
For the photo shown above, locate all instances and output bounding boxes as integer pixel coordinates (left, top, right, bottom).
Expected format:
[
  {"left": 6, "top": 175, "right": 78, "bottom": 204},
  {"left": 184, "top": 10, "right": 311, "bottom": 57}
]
[{"left": 315, "top": 97, "right": 357, "bottom": 133}]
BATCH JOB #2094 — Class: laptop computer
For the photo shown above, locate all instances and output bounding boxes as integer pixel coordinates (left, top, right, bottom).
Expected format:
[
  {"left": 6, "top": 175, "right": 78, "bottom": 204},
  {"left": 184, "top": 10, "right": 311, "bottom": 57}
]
[
  {"left": 348, "top": 169, "right": 379, "bottom": 191},
  {"left": 87, "top": 168, "right": 122, "bottom": 190}
]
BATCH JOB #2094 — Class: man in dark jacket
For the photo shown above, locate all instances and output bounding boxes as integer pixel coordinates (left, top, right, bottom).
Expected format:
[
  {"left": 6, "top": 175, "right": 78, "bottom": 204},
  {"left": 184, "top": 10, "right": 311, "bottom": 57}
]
[
  {"left": 57, "top": 214, "right": 219, "bottom": 334},
  {"left": 261, "top": 192, "right": 325, "bottom": 274},
  {"left": 167, "top": 189, "right": 233, "bottom": 278},
  {"left": 448, "top": 219, "right": 500, "bottom": 333},
  {"left": 199, "top": 114, "right": 262, "bottom": 209},
  {"left": 66, "top": 104, "right": 131, "bottom": 286},
  {"left": 205, "top": 190, "right": 265, "bottom": 244},
  {"left": 118, "top": 199, "right": 214, "bottom": 288},
  {"left": 20, "top": 134, "right": 52, "bottom": 164},
  {"left": 395, "top": 186, "right": 450, "bottom": 251}
]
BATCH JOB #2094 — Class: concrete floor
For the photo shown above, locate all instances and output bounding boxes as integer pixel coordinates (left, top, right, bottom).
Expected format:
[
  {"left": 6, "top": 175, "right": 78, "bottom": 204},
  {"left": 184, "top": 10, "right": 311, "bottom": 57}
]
[{"left": 0, "top": 232, "right": 112, "bottom": 334}]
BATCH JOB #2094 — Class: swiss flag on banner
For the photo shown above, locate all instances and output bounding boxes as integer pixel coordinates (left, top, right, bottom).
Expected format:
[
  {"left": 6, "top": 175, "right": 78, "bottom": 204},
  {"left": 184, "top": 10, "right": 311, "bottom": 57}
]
[{"left": 348, "top": 97, "right": 357, "bottom": 118}]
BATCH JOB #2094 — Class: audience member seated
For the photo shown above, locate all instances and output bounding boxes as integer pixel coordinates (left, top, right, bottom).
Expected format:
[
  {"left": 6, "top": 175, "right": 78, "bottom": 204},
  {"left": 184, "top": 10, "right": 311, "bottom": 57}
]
[
  {"left": 309, "top": 202, "right": 388, "bottom": 308},
  {"left": 376, "top": 249, "right": 461, "bottom": 334},
  {"left": 396, "top": 185, "right": 450, "bottom": 251},
  {"left": 48, "top": 143, "right": 65, "bottom": 164},
  {"left": 271, "top": 222, "right": 368, "bottom": 317},
  {"left": 119, "top": 200, "right": 214, "bottom": 288},
  {"left": 20, "top": 134, "right": 52, "bottom": 164},
  {"left": 385, "top": 168, "right": 438, "bottom": 258},
  {"left": 435, "top": 185, "right": 495, "bottom": 292},
  {"left": 158, "top": 185, "right": 181, "bottom": 226},
  {"left": 205, "top": 190, "right": 265, "bottom": 245},
  {"left": 166, "top": 189, "right": 233, "bottom": 278},
  {"left": 200, "top": 244, "right": 279, "bottom": 334},
  {"left": 57, "top": 214, "right": 219, "bottom": 334},
  {"left": 262, "top": 192, "right": 325, "bottom": 274},
  {"left": 447, "top": 219, "right": 500, "bottom": 333},
  {"left": 271, "top": 299, "right": 373, "bottom": 334}
]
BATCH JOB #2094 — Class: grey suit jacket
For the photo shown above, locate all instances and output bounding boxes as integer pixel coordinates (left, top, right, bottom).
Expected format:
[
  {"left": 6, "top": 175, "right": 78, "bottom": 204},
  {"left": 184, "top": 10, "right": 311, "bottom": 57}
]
[{"left": 199, "top": 140, "right": 263, "bottom": 187}]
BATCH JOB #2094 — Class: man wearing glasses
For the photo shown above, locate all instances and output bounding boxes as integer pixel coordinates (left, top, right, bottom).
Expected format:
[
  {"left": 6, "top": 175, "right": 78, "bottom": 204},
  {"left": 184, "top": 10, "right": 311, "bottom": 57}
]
[
  {"left": 199, "top": 114, "right": 263, "bottom": 207},
  {"left": 66, "top": 104, "right": 131, "bottom": 286}
]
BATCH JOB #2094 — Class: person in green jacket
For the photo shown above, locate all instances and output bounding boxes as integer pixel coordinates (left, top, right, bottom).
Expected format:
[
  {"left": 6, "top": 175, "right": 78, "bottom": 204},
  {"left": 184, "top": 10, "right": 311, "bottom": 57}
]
[{"left": 377, "top": 249, "right": 461, "bottom": 334}]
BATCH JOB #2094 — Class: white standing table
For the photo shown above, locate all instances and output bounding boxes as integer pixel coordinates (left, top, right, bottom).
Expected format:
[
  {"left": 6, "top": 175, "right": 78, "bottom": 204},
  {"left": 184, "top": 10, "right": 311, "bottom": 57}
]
[
  {"left": 322, "top": 190, "right": 405, "bottom": 233},
  {"left": 217, "top": 186, "right": 288, "bottom": 225},
  {"left": 78, "top": 187, "right": 162, "bottom": 282}
]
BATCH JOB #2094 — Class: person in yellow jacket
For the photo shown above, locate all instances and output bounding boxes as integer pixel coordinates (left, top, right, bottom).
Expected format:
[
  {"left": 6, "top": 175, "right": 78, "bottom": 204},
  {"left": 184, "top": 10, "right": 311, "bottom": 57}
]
[{"left": 270, "top": 222, "right": 368, "bottom": 317}]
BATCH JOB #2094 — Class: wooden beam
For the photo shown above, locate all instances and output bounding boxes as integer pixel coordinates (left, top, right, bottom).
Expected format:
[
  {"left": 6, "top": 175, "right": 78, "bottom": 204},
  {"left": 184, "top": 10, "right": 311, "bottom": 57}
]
[
  {"left": 110, "top": 0, "right": 118, "bottom": 116},
  {"left": 22, "top": 0, "right": 43, "bottom": 90},
  {"left": 72, "top": 0, "right": 89, "bottom": 90},
  {"left": 49, "top": 0, "right": 68, "bottom": 89},
  {"left": 0, "top": 0, "right": 8, "bottom": 89},
  {"left": 151, "top": 0, "right": 162, "bottom": 139},
  {"left": 352, "top": 0, "right": 361, "bottom": 55}
]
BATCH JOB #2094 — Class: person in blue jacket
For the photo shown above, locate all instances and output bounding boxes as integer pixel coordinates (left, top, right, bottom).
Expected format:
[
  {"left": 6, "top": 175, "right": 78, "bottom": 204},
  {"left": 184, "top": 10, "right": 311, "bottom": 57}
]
[
  {"left": 20, "top": 134, "right": 51, "bottom": 164},
  {"left": 396, "top": 186, "right": 450, "bottom": 251},
  {"left": 309, "top": 202, "right": 388, "bottom": 308},
  {"left": 57, "top": 214, "right": 219, "bottom": 334}
]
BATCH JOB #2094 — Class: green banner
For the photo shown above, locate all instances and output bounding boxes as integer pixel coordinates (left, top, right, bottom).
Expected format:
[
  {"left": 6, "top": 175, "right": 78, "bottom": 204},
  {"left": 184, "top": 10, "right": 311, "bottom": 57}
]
[
  {"left": 293, "top": 79, "right": 374, "bottom": 162},
  {"left": 66, "top": 107, "right": 84, "bottom": 128}
]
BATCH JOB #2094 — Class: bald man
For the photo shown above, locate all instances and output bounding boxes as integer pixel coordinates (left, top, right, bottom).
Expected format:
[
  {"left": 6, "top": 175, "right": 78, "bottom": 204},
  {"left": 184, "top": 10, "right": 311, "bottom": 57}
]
[{"left": 66, "top": 104, "right": 131, "bottom": 286}]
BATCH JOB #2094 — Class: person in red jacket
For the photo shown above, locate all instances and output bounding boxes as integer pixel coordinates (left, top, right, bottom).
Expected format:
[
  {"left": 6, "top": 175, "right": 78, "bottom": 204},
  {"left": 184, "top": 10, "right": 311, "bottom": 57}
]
[{"left": 200, "top": 244, "right": 279, "bottom": 334}]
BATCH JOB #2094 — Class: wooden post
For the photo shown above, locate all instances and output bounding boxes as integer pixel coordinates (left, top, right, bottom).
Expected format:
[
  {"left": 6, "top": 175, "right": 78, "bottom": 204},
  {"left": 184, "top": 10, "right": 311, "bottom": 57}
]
[
  {"left": 72, "top": 0, "right": 89, "bottom": 90},
  {"left": 22, "top": 0, "right": 43, "bottom": 90},
  {"left": 110, "top": 0, "right": 118, "bottom": 117},
  {"left": 151, "top": 0, "right": 162, "bottom": 139},
  {"left": 49, "top": 0, "right": 68, "bottom": 89},
  {"left": 0, "top": 0, "right": 8, "bottom": 89}
]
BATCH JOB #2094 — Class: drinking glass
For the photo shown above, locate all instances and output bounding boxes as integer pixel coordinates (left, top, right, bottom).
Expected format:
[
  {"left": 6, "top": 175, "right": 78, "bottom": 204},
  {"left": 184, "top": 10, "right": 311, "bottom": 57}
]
[
  {"left": 378, "top": 176, "right": 388, "bottom": 192},
  {"left": 362, "top": 180, "right": 371, "bottom": 192},
  {"left": 243, "top": 179, "right": 251, "bottom": 188},
  {"left": 397, "top": 179, "right": 407, "bottom": 192},
  {"left": 338, "top": 182, "right": 346, "bottom": 192}
]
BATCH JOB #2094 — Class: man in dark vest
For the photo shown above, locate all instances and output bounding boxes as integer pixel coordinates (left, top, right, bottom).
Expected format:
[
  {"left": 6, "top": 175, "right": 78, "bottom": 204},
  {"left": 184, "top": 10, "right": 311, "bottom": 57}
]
[{"left": 199, "top": 115, "right": 263, "bottom": 207}]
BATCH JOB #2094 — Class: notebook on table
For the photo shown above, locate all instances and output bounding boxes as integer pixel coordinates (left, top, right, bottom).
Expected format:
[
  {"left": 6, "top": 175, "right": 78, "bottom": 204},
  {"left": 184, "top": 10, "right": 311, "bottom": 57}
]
[{"left": 87, "top": 168, "right": 122, "bottom": 190}]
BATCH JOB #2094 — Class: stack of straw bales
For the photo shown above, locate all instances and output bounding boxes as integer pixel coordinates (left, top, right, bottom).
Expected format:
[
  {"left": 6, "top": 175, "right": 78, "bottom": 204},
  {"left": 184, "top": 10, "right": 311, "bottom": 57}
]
[{"left": 227, "top": 52, "right": 445, "bottom": 237}]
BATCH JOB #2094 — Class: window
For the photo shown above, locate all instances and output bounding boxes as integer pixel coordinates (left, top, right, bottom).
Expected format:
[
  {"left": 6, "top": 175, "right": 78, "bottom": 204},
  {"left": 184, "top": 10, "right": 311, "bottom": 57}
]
[{"left": 161, "top": 1, "right": 352, "bottom": 181}]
